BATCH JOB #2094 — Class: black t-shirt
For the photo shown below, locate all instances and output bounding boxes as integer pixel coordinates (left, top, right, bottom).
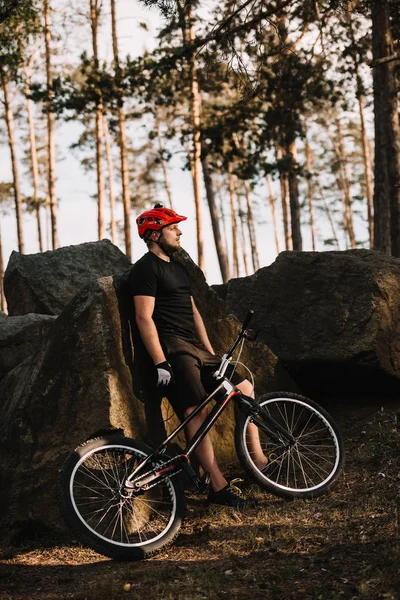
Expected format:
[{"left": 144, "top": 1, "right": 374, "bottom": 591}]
[{"left": 128, "top": 252, "right": 196, "bottom": 340}]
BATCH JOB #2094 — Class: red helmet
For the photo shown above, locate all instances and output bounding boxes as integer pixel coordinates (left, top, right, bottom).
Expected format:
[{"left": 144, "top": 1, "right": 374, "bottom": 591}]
[{"left": 136, "top": 204, "right": 187, "bottom": 239}]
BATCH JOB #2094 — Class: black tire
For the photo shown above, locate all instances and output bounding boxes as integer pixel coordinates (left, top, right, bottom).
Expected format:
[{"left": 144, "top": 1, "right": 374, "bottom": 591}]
[
  {"left": 58, "top": 435, "right": 186, "bottom": 560},
  {"left": 235, "top": 392, "right": 344, "bottom": 499}
]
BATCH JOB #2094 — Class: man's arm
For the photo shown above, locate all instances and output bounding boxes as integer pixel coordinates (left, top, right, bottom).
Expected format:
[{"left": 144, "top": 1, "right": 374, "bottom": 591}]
[
  {"left": 191, "top": 297, "right": 215, "bottom": 355},
  {"left": 134, "top": 295, "right": 166, "bottom": 365}
]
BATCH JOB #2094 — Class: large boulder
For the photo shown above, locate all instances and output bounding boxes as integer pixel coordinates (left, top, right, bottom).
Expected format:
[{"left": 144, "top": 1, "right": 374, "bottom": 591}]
[
  {"left": 0, "top": 246, "right": 298, "bottom": 541},
  {"left": 4, "top": 239, "right": 132, "bottom": 316},
  {"left": 213, "top": 249, "right": 400, "bottom": 398},
  {"left": 0, "top": 313, "right": 56, "bottom": 380},
  {"left": 0, "top": 276, "right": 147, "bottom": 540}
]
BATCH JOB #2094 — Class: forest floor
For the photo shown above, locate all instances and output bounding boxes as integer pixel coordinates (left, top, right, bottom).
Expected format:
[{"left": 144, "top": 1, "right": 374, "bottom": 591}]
[{"left": 1, "top": 400, "right": 400, "bottom": 600}]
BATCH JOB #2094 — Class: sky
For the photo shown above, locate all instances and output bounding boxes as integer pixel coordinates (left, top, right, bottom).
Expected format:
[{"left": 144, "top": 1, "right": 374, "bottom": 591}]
[{"left": 0, "top": 0, "right": 372, "bottom": 287}]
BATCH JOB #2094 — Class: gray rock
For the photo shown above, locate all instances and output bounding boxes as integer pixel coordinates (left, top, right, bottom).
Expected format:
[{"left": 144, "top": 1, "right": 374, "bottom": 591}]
[
  {"left": 0, "top": 249, "right": 299, "bottom": 541},
  {"left": 4, "top": 239, "right": 132, "bottom": 316},
  {"left": 214, "top": 249, "right": 400, "bottom": 398},
  {"left": 0, "top": 276, "right": 147, "bottom": 540},
  {"left": 0, "top": 313, "right": 56, "bottom": 379}
]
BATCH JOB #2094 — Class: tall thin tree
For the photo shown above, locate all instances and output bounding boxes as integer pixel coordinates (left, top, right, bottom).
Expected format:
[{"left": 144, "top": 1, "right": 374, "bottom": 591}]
[
  {"left": 110, "top": 0, "right": 131, "bottom": 258},
  {"left": 90, "top": 0, "right": 105, "bottom": 241},
  {"left": 177, "top": 1, "right": 204, "bottom": 271},
  {"left": 103, "top": 115, "right": 116, "bottom": 244},
  {"left": 44, "top": 0, "right": 58, "bottom": 249},
  {"left": 1, "top": 70, "right": 24, "bottom": 253},
  {"left": 24, "top": 58, "right": 43, "bottom": 252}
]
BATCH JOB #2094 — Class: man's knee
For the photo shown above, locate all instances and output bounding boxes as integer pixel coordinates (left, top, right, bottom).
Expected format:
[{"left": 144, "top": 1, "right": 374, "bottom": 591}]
[{"left": 236, "top": 378, "right": 254, "bottom": 397}]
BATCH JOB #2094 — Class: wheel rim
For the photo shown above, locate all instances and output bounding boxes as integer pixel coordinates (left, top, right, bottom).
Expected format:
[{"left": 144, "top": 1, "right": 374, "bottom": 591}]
[
  {"left": 69, "top": 444, "right": 177, "bottom": 548},
  {"left": 243, "top": 397, "right": 340, "bottom": 493}
]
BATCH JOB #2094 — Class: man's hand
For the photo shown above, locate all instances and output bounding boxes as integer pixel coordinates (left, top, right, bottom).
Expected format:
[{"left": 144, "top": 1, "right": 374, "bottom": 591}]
[{"left": 155, "top": 361, "right": 174, "bottom": 386}]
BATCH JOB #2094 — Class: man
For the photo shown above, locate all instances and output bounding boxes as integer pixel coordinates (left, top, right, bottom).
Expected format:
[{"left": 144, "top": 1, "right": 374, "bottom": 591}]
[{"left": 129, "top": 204, "right": 265, "bottom": 507}]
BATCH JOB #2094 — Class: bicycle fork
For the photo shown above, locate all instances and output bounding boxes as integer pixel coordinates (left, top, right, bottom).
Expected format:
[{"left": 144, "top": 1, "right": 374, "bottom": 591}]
[{"left": 238, "top": 394, "right": 296, "bottom": 446}]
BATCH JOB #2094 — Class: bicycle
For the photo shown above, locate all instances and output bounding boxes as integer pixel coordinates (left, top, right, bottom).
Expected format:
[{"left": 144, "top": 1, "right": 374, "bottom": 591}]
[{"left": 58, "top": 310, "right": 344, "bottom": 561}]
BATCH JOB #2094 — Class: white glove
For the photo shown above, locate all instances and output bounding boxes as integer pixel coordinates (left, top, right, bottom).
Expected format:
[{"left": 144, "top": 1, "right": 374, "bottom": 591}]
[{"left": 155, "top": 361, "right": 174, "bottom": 386}]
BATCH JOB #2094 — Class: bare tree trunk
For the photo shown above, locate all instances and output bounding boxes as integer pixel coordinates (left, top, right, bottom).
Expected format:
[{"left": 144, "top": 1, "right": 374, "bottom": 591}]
[
  {"left": 316, "top": 182, "right": 340, "bottom": 250},
  {"left": 237, "top": 192, "right": 250, "bottom": 276},
  {"left": 24, "top": 62, "right": 43, "bottom": 252},
  {"left": 372, "top": 0, "right": 400, "bottom": 256},
  {"left": 110, "top": 0, "right": 131, "bottom": 258},
  {"left": 90, "top": 0, "right": 105, "bottom": 241},
  {"left": 277, "top": 145, "right": 291, "bottom": 250},
  {"left": 358, "top": 94, "right": 374, "bottom": 248},
  {"left": 201, "top": 145, "right": 230, "bottom": 282},
  {"left": 304, "top": 126, "right": 316, "bottom": 251},
  {"left": 0, "top": 224, "right": 6, "bottom": 312},
  {"left": 266, "top": 174, "right": 281, "bottom": 254},
  {"left": 44, "top": 0, "right": 58, "bottom": 249},
  {"left": 345, "top": 1, "right": 374, "bottom": 247},
  {"left": 243, "top": 180, "right": 260, "bottom": 271},
  {"left": 156, "top": 118, "right": 174, "bottom": 210},
  {"left": 334, "top": 113, "right": 356, "bottom": 248},
  {"left": 286, "top": 140, "right": 302, "bottom": 250},
  {"left": 103, "top": 115, "right": 116, "bottom": 244},
  {"left": 216, "top": 178, "right": 230, "bottom": 261},
  {"left": 228, "top": 166, "right": 239, "bottom": 278},
  {"left": 178, "top": 1, "right": 204, "bottom": 271},
  {"left": 1, "top": 72, "right": 24, "bottom": 253}
]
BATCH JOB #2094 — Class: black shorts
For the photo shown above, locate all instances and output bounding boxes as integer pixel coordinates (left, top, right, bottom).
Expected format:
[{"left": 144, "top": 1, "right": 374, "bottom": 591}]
[{"left": 160, "top": 336, "right": 244, "bottom": 414}]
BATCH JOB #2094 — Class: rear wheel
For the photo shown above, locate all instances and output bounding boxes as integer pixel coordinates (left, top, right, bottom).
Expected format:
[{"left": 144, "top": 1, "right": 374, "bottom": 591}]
[
  {"left": 58, "top": 435, "right": 185, "bottom": 560},
  {"left": 235, "top": 392, "right": 344, "bottom": 498}
]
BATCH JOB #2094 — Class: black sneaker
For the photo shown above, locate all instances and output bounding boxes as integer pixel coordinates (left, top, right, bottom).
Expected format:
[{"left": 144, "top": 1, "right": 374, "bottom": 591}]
[{"left": 207, "top": 479, "right": 258, "bottom": 508}]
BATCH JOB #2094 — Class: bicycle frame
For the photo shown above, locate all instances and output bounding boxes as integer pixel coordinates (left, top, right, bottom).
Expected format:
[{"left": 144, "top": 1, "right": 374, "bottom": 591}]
[{"left": 124, "top": 311, "right": 295, "bottom": 493}]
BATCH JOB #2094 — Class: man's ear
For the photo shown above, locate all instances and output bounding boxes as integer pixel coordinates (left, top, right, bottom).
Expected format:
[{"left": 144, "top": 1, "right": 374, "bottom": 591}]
[{"left": 151, "top": 231, "right": 160, "bottom": 242}]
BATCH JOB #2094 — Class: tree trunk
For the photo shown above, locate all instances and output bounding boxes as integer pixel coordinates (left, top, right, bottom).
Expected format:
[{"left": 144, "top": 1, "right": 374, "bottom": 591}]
[
  {"left": 44, "top": 0, "right": 58, "bottom": 249},
  {"left": 286, "top": 139, "right": 302, "bottom": 251},
  {"left": 237, "top": 192, "right": 250, "bottom": 276},
  {"left": 228, "top": 166, "right": 239, "bottom": 278},
  {"left": 90, "top": 0, "right": 105, "bottom": 241},
  {"left": 201, "top": 145, "right": 230, "bottom": 282},
  {"left": 0, "top": 224, "right": 6, "bottom": 312},
  {"left": 110, "top": 0, "right": 131, "bottom": 258},
  {"left": 372, "top": 0, "right": 400, "bottom": 256},
  {"left": 1, "top": 72, "right": 24, "bottom": 253},
  {"left": 358, "top": 93, "right": 374, "bottom": 248},
  {"left": 156, "top": 118, "right": 174, "bottom": 210},
  {"left": 24, "top": 63, "right": 43, "bottom": 252},
  {"left": 316, "top": 182, "right": 340, "bottom": 250},
  {"left": 178, "top": 1, "right": 204, "bottom": 272},
  {"left": 304, "top": 125, "right": 316, "bottom": 251},
  {"left": 276, "top": 145, "right": 291, "bottom": 250},
  {"left": 334, "top": 113, "right": 356, "bottom": 248},
  {"left": 346, "top": 1, "right": 374, "bottom": 247},
  {"left": 265, "top": 174, "right": 281, "bottom": 254},
  {"left": 103, "top": 115, "right": 116, "bottom": 244},
  {"left": 243, "top": 180, "right": 260, "bottom": 271},
  {"left": 216, "top": 178, "right": 230, "bottom": 261}
]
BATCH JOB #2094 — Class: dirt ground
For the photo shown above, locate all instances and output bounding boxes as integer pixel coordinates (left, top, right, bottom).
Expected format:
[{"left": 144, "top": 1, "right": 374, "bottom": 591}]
[{"left": 1, "top": 400, "right": 400, "bottom": 600}]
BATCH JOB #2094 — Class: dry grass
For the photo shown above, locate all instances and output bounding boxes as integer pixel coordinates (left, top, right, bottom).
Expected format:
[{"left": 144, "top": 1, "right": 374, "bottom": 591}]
[{"left": 1, "top": 402, "right": 400, "bottom": 600}]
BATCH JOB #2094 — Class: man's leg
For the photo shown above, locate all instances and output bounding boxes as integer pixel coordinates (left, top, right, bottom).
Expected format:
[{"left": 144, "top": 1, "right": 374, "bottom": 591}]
[
  {"left": 236, "top": 379, "right": 268, "bottom": 470},
  {"left": 184, "top": 405, "right": 227, "bottom": 492}
]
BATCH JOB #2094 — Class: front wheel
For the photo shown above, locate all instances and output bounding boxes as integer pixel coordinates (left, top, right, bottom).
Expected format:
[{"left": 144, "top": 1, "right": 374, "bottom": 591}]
[
  {"left": 58, "top": 435, "right": 186, "bottom": 560},
  {"left": 235, "top": 392, "right": 344, "bottom": 499}
]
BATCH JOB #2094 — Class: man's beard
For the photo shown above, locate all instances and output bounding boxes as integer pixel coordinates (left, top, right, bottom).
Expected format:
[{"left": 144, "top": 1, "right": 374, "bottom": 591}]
[{"left": 158, "top": 233, "right": 179, "bottom": 256}]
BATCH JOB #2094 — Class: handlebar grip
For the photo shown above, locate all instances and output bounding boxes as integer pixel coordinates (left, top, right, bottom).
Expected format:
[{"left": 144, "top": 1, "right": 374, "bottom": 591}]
[{"left": 241, "top": 310, "right": 254, "bottom": 331}]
